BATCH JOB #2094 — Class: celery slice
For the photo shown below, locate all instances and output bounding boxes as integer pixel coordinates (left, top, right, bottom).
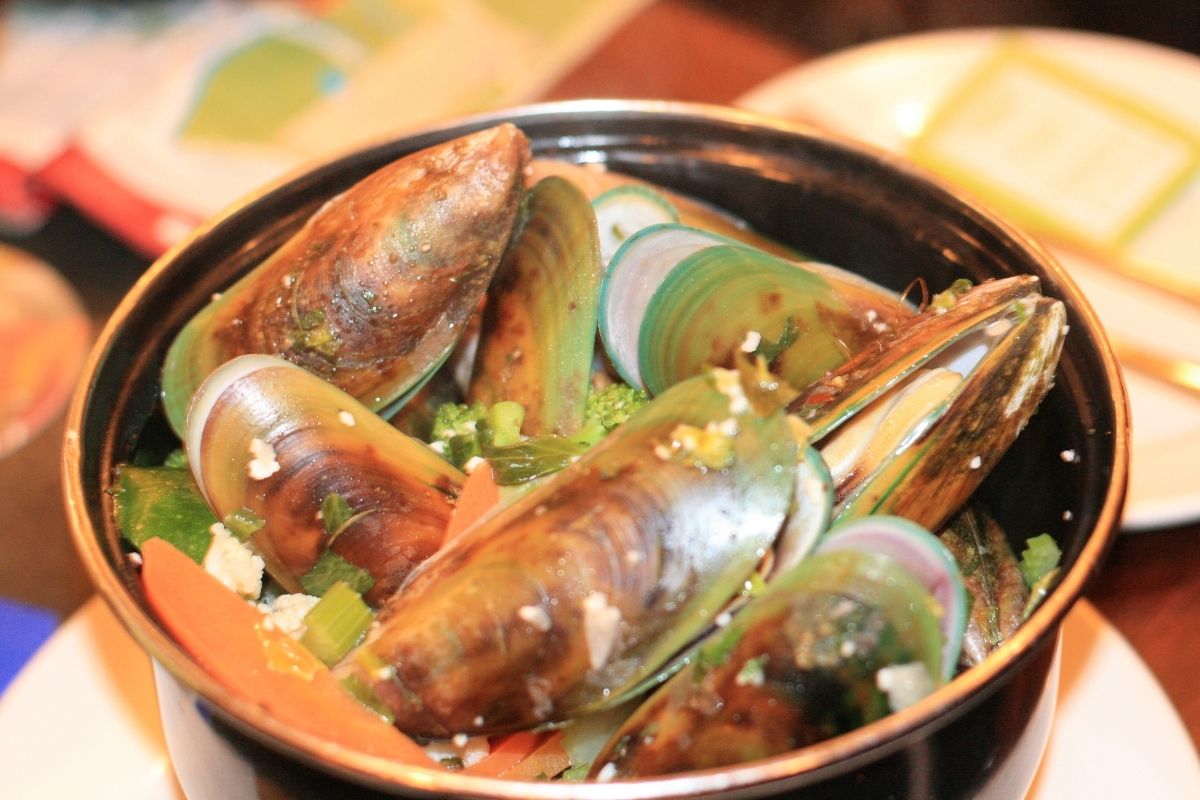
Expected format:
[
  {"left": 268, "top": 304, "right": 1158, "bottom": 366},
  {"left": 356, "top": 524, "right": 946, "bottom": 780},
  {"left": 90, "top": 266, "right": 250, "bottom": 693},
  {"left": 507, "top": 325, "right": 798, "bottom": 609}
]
[{"left": 300, "top": 581, "right": 374, "bottom": 665}]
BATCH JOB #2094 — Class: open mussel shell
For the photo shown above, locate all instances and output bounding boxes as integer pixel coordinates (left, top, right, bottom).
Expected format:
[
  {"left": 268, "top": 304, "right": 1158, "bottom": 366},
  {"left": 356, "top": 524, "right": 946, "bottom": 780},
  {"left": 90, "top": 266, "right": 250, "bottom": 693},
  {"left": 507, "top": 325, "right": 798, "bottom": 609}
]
[
  {"left": 590, "top": 537, "right": 949, "bottom": 779},
  {"left": 334, "top": 370, "right": 798, "bottom": 738},
  {"left": 794, "top": 275, "right": 1067, "bottom": 532},
  {"left": 467, "top": 176, "right": 603, "bottom": 436},
  {"left": 161, "top": 123, "right": 530, "bottom": 437},
  {"left": 816, "top": 515, "right": 967, "bottom": 681},
  {"left": 638, "top": 243, "right": 913, "bottom": 396},
  {"left": 186, "top": 354, "right": 464, "bottom": 604}
]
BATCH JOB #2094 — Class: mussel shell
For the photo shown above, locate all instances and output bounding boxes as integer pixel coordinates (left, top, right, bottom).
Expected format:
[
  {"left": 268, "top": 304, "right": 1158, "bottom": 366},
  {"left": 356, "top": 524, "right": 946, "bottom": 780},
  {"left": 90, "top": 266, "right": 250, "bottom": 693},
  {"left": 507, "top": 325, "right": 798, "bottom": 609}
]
[
  {"left": 467, "top": 176, "right": 603, "bottom": 436},
  {"left": 161, "top": 123, "right": 530, "bottom": 437},
  {"left": 793, "top": 276, "right": 1067, "bottom": 532},
  {"left": 638, "top": 244, "right": 910, "bottom": 396},
  {"left": 590, "top": 547, "right": 945, "bottom": 779},
  {"left": 186, "top": 355, "right": 464, "bottom": 604},
  {"left": 335, "top": 371, "right": 797, "bottom": 737}
]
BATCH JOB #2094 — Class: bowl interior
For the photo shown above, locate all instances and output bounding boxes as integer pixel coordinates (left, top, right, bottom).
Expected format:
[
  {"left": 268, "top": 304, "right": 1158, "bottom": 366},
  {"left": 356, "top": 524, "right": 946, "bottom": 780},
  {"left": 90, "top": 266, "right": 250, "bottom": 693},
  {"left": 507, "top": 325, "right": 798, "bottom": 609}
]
[{"left": 67, "top": 101, "right": 1127, "bottom": 797}]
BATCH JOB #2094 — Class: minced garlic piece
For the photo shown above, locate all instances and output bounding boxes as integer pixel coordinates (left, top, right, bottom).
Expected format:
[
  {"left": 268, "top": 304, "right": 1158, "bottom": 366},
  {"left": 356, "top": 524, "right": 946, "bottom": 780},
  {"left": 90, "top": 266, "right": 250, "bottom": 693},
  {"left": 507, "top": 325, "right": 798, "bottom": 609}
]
[
  {"left": 711, "top": 367, "right": 749, "bottom": 414},
  {"left": 875, "top": 662, "right": 934, "bottom": 712},
  {"left": 583, "top": 592, "right": 621, "bottom": 671},
  {"left": 517, "top": 604, "right": 552, "bottom": 632}
]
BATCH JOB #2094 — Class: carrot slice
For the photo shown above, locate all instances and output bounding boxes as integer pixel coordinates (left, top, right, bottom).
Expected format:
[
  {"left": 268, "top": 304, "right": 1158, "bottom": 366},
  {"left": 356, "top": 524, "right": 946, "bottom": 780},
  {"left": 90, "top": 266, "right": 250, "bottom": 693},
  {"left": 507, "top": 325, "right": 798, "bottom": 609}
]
[
  {"left": 500, "top": 730, "right": 570, "bottom": 781},
  {"left": 444, "top": 461, "right": 501, "bottom": 542},
  {"left": 139, "top": 537, "right": 432, "bottom": 765},
  {"left": 462, "top": 731, "right": 542, "bottom": 776}
]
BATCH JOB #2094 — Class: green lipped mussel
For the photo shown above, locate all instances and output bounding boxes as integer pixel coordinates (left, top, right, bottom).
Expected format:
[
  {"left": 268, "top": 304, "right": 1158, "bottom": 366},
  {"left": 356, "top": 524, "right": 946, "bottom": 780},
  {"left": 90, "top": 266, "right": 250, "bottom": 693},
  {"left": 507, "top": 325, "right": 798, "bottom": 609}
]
[
  {"left": 162, "top": 123, "right": 530, "bottom": 437},
  {"left": 185, "top": 355, "right": 464, "bottom": 604},
  {"left": 590, "top": 532, "right": 953, "bottom": 779},
  {"left": 334, "top": 369, "right": 799, "bottom": 738},
  {"left": 467, "top": 176, "right": 604, "bottom": 437},
  {"left": 792, "top": 276, "right": 1067, "bottom": 532}
]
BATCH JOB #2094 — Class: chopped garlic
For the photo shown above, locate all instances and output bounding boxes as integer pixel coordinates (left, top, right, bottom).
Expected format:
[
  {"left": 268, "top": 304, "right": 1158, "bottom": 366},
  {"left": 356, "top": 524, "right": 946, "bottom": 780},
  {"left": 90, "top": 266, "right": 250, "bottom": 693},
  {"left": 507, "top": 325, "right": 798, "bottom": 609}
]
[
  {"left": 517, "top": 604, "right": 552, "bottom": 632},
  {"left": 711, "top": 368, "right": 749, "bottom": 414},
  {"left": 203, "top": 523, "right": 265, "bottom": 599},
  {"left": 969, "top": 455, "right": 982, "bottom": 469},
  {"left": 246, "top": 437, "right": 281, "bottom": 480},
  {"left": 337, "top": 410, "right": 356, "bottom": 426},
  {"left": 740, "top": 330, "right": 762, "bottom": 353},
  {"left": 423, "top": 734, "right": 489, "bottom": 767},
  {"left": 583, "top": 592, "right": 621, "bottom": 671},
  {"left": 875, "top": 662, "right": 934, "bottom": 712},
  {"left": 1060, "top": 449, "right": 1079, "bottom": 463}
]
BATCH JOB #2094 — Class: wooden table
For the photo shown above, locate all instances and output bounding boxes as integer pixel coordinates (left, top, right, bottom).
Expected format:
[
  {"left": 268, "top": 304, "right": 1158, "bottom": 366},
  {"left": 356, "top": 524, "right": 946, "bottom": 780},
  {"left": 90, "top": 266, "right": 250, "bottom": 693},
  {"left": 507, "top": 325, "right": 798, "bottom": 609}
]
[{"left": 2, "top": 0, "right": 1197, "bottom": 767}]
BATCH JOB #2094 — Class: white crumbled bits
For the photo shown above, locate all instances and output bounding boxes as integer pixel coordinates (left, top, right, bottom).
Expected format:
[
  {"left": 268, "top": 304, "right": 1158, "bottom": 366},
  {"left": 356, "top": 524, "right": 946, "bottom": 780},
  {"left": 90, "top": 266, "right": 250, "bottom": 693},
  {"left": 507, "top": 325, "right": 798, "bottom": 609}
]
[
  {"left": 582, "top": 592, "right": 621, "bottom": 671},
  {"left": 337, "top": 410, "right": 356, "bottom": 427},
  {"left": 429, "top": 440, "right": 448, "bottom": 454},
  {"left": 1062, "top": 509, "right": 1074, "bottom": 521},
  {"left": 1060, "top": 449, "right": 1079, "bottom": 463},
  {"left": 595, "top": 762, "right": 619, "bottom": 782},
  {"left": 969, "top": 455, "right": 982, "bottom": 469},
  {"left": 526, "top": 675, "right": 554, "bottom": 720},
  {"left": 714, "top": 610, "right": 732, "bottom": 628},
  {"left": 423, "top": 734, "right": 490, "bottom": 768},
  {"left": 740, "top": 329, "right": 762, "bottom": 353},
  {"left": 246, "top": 437, "right": 281, "bottom": 480},
  {"left": 735, "top": 657, "right": 765, "bottom": 687},
  {"left": 517, "top": 604, "right": 553, "bottom": 632},
  {"left": 875, "top": 662, "right": 934, "bottom": 712},
  {"left": 203, "top": 523, "right": 265, "bottom": 599},
  {"left": 711, "top": 367, "right": 750, "bottom": 414},
  {"left": 463, "top": 456, "right": 487, "bottom": 474},
  {"left": 257, "top": 593, "right": 320, "bottom": 639}
]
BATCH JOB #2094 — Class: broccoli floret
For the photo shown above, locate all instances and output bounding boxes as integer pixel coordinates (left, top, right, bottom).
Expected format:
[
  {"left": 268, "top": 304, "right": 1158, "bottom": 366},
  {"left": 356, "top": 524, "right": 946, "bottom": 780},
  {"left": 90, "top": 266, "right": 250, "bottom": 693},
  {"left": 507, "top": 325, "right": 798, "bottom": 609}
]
[
  {"left": 430, "top": 401, "right": 487, "bottom": 443},
  {"left": 585, "top": 383, "right": 649, "bottom": 432}
]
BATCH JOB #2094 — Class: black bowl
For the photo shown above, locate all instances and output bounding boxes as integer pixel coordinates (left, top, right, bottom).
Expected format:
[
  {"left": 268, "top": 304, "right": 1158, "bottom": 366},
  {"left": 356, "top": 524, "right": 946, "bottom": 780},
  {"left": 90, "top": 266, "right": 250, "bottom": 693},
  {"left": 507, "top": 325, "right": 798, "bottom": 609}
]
[{"left": 64, "top": 100, "right": 1128, "bottom": 799}]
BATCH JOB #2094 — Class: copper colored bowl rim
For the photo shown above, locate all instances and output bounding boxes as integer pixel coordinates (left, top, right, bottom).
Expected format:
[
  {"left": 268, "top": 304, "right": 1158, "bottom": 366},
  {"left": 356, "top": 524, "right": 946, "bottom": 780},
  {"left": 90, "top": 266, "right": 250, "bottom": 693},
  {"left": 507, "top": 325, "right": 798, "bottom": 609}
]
[{"left": 62, "top": 99, "right": 1130, "bottom": 799}]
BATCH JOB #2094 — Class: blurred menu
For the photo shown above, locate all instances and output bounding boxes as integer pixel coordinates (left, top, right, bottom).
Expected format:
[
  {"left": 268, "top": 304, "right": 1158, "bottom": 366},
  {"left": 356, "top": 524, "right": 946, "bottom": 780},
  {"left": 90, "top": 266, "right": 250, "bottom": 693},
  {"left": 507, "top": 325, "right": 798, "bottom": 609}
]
[{"left": 0, "top": 0, "right": 650, "bottom": 256}]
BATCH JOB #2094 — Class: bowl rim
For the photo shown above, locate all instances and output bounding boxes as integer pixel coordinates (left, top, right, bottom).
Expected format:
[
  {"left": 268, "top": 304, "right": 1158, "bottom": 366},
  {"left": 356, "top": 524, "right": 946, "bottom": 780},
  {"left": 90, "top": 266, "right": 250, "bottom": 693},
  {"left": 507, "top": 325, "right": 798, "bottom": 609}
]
[{"left": 62, "top": 98, "right": 1130, "bottom": 798}]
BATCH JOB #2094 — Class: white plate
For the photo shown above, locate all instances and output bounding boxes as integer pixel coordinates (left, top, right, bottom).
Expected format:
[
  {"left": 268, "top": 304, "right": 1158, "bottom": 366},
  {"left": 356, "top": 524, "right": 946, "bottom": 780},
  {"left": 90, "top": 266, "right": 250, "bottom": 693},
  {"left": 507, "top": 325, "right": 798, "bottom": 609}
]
[
  {"left": 1, "top": 596, "right": 1196, "bottom": 798},
  {"left": 737, "top": 28, "right": 1200, "bottom": 530}
]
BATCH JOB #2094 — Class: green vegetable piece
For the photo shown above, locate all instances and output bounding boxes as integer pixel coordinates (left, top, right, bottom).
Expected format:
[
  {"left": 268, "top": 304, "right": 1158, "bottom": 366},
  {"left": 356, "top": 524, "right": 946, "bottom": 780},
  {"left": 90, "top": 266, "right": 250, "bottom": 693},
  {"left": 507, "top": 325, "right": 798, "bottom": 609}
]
[
  {"left": 447, "top": 432, "right": 485, "bottom": 468},
  {"left": 162, "top": 449, "right": 190, "bottom": 469},
  {"left": 222, "top": 507, "right": 265, "bottom": 542},
  {"left": 300, "top": 581, "right": 375, "bottom": 665},
  {"left": 1019, "top": 533, "right": 1062, "bottom": 588},
  {"left": 755, "top": 316, "right": 798, "bottom": 364},
  {"left": 340, "top": 672, "right": 395, "bottom": 725},
  {"left": 584, "top": 382, "right": 649, "bottom": 431},
  {"left": 300, "top": 550, "right": 375, "bottom": 596},
  {"left": 114, "top": 465, "right": 216, "bottom": 564},
  {"left": 487, "top": 400, "right": 526, "bottom": 447},
  {"left": 485, "top": 435, "right": 590, "bottom": 484},
  {"left": 431, "top": 401, "right": 487, "bottom": 443},
  {"left": 321, "top": 492, "right": 352, "bottom": 535},
  {"left": 1024, "top": 567, "right": 1061, "bottom": 621}
]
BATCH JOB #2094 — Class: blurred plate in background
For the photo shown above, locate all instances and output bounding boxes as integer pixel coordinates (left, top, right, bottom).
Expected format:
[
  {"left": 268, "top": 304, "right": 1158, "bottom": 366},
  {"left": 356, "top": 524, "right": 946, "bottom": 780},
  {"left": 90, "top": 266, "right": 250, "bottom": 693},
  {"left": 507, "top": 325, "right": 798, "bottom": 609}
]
[
  {"left": 0, "top": 243, "right": 90, "bottom": 458},
  {"left": 738, "top": 28, "right": 1200, "bottom": 530}
]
